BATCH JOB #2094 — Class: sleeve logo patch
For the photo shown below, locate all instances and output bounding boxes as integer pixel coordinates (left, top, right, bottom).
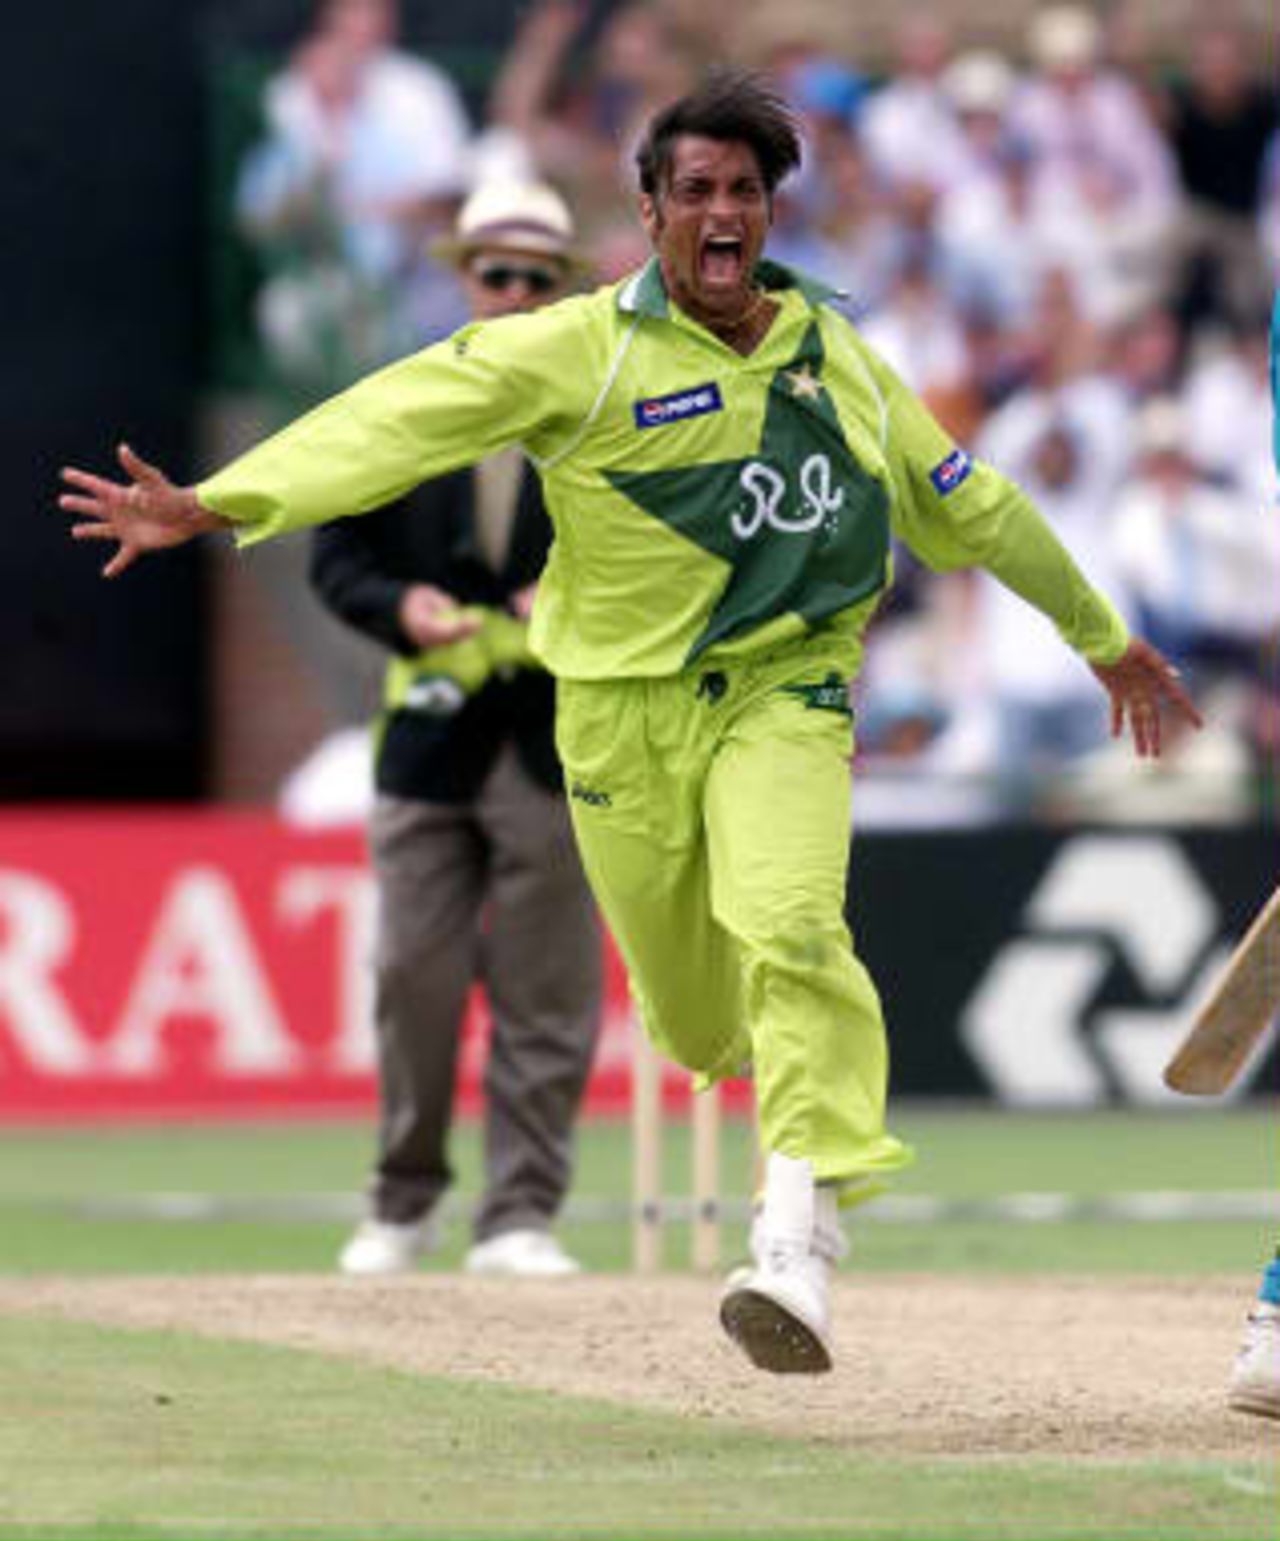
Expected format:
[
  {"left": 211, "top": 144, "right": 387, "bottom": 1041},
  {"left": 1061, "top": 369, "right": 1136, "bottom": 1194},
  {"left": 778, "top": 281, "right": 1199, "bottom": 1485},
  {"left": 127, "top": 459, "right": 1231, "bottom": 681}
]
[
  {"left": 633, "top": 382, "right": 723, "bottom": 430},
  {"left": 929, "top": 447, "right": 973, "bottom": 495}
]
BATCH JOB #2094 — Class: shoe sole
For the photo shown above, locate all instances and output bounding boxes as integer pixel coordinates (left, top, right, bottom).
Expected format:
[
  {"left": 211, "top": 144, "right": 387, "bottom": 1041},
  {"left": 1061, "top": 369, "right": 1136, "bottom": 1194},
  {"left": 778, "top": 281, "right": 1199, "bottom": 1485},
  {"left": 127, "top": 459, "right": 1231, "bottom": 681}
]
[
  {"left": 719, "top": 1285, "right": 833, "bottom": 1375},
  {"left": 1228, "top": 1389, "right": 1280, "bottom": 1420}
]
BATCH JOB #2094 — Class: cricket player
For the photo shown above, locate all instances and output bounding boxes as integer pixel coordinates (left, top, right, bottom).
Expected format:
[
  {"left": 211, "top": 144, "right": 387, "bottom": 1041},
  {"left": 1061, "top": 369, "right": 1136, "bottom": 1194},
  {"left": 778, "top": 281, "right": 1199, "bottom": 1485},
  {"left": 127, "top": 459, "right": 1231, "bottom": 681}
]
[
  {"left": 60, "top": 71, "right": 1199, "bottom": 1375},
  {"left": 1226, "top": 289, "right": 1280, "bottom": 1420}
]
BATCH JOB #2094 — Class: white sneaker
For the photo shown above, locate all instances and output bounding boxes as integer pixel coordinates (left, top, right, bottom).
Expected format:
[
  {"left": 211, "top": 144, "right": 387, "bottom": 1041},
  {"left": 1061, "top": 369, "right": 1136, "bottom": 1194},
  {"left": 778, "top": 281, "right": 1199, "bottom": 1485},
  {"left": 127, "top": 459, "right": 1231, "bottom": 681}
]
[
  {"left": 465, "top": 1228, "right": 582, "bottom": 1278},
  {"left": 1228, "top": 1302, "right": 1280, "bottom": 1419},
  {"left": 338, "top": 1216, "right": 435, "bottom": 1276},
  {"left": 720, "top": 1245, "right": 833, "bottom": 1374},
  {"left": 719, "top": 1154, "right": 838, "bottom": 1375}
]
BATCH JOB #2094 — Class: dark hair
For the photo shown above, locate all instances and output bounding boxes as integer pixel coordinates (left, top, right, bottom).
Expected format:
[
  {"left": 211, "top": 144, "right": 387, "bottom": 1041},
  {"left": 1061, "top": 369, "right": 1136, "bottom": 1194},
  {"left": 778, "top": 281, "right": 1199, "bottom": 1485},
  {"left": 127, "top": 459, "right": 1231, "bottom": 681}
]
[{"left": 635, "top": 69, "right": 803, "bottom": 199}]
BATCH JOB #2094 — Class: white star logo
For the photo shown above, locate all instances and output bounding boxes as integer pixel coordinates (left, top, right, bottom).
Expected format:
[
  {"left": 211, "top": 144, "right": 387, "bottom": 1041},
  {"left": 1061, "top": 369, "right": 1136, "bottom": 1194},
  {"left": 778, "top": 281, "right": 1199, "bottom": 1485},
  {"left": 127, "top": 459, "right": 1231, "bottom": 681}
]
[{"left": 786, "top": 365, "right": 823, "bottom": 401}]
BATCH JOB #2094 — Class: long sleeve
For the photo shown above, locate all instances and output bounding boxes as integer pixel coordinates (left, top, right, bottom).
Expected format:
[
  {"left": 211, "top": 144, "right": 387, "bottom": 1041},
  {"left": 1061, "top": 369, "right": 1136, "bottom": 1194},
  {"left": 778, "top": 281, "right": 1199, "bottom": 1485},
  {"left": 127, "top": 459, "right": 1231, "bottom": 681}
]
[
  {"left": 197, "top": 296, "right": 599, "bottom": 545},
  {"left": 864, "top": 345, "right": 1129, "bottom": 665}
]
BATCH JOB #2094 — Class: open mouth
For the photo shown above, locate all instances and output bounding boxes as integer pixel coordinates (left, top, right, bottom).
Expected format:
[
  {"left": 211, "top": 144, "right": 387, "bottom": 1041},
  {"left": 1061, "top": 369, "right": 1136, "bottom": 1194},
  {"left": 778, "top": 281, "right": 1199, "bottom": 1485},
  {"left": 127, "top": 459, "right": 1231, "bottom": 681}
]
[{"left": 699, "top": 233, "right": 746, "bottom": 289}]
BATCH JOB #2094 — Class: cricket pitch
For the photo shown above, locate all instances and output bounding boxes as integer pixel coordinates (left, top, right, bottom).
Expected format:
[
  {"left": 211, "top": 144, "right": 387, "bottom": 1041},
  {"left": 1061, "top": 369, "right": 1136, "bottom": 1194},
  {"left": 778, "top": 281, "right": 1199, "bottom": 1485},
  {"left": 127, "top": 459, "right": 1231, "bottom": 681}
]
[{"left": 0, "top": 1273, "right": 1274, "bottom": 1459}]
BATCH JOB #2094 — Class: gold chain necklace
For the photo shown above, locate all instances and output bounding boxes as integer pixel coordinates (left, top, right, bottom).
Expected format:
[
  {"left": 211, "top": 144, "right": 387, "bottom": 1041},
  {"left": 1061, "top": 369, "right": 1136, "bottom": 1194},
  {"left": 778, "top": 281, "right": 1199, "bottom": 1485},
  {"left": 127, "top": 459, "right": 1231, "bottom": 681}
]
[{"left": 709, "top": 288, "right": 769, "bottom": 342}]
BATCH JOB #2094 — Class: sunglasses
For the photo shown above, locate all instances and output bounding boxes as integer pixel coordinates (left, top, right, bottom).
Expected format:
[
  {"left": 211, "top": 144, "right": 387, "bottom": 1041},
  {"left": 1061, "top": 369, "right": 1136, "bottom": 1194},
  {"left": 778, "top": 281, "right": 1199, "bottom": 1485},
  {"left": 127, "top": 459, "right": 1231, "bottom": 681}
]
[{"left": 470, "top": 261, "right": 562, "bottom": 295}]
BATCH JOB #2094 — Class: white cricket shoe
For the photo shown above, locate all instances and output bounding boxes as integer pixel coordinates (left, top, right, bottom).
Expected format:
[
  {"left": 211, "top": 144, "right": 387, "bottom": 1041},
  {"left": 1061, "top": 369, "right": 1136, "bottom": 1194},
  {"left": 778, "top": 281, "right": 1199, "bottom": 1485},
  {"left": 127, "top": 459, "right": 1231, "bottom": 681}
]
[
  {"left": 339, "top": 1216, "right": 435, "bottom": 1276},
  {"left": 1228, "top": 1302, "right": 1280, "bottom": 1420},
  {"left": 720, "top": 1245, "right": 834, "bottom": 1374},
  {"left": 465, "top": 1228, "right": 582, "bottom": 1278},
  {"left": 719, "top": 1154, "right": 841, "bottom": 1375}
]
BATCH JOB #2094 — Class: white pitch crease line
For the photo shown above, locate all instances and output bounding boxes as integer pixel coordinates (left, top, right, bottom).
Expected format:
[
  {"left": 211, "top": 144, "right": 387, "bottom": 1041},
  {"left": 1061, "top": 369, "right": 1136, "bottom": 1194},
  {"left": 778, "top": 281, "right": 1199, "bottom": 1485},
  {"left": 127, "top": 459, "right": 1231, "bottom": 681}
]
[{"left": 14, "top": 1189, "right": 1279, "bottom": 1226}]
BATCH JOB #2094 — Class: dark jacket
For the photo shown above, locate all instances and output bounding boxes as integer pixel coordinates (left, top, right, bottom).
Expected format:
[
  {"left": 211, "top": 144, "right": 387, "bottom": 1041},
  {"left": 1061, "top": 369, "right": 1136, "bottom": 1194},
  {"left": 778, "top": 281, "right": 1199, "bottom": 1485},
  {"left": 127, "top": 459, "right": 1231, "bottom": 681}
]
[{"left": 309, "top": 464, "right": 561, "bottom": 803}]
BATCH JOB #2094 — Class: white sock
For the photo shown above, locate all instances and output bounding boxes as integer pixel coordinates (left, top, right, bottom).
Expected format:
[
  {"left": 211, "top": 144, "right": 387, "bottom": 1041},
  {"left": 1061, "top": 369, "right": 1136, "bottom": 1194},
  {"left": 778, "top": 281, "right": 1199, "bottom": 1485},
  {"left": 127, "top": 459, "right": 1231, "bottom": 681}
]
[
  {"left": 759, "top": 1152, "right": 815, "bottom": 1251},
  {"left": 813, "top": 1184, "right": 847, "bottom": 1264}
]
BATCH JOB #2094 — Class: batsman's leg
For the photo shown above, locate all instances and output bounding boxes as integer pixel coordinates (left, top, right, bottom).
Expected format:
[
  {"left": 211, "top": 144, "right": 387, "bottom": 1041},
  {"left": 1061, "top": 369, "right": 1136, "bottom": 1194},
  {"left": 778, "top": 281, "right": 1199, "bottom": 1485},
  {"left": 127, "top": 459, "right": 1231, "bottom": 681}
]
[{"left": 1229, "top": 1250, "right": 1280, "bottom": 1419}]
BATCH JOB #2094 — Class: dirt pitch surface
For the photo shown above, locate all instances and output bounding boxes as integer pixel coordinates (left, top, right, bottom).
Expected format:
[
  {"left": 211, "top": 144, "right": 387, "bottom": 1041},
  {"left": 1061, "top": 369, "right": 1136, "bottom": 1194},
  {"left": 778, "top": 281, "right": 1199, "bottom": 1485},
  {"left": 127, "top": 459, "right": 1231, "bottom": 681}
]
[{"left": 1, "top": 1274, "right": 1276, "bottom": 1460}]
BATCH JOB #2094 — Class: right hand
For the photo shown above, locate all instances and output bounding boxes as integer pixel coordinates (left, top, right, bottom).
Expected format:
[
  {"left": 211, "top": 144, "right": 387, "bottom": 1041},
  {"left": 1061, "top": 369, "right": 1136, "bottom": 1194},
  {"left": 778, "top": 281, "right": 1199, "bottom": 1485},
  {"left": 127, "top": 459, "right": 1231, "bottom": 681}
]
[
  {"left": 59, "top": 444, "right": 225, "bottom": 578},
  {"left": 398, "top": 584, "right": 483, "bottom": 648}
]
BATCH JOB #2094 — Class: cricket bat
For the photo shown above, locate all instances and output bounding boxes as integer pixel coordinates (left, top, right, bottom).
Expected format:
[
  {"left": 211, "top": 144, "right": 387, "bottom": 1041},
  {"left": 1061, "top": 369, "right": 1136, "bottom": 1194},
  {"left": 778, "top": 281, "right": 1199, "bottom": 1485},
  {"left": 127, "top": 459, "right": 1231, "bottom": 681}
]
[{"left": 1163, "top": 884, "right": 1280, "bottom": 1095}]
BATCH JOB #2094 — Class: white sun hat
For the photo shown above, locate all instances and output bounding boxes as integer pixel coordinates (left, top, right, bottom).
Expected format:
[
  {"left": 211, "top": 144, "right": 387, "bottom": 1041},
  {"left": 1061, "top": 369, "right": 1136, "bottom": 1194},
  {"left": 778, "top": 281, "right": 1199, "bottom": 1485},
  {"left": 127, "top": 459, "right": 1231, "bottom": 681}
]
[
  {"left": 431, "top": 181, "right": 588, "bottom": 273},
  {"left": 1029, "top": 5, "right": 1101, "bottom": 70},
  {"left": 942, "top": 49, "right": 1015, "bottom": 115}
]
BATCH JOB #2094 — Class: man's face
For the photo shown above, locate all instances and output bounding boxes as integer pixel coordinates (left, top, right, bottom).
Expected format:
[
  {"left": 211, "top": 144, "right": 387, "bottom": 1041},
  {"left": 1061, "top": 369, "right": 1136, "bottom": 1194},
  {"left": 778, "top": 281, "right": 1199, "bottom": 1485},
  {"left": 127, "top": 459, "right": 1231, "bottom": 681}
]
[
  {"left": 324, "top": 0, "right": 394, "bottom": 53},
  {"left": 640, "top": 136, "right": 771, "bottom": 323},
  {"left": 460, "top": 248, "right": 568, "bottom": 321}
]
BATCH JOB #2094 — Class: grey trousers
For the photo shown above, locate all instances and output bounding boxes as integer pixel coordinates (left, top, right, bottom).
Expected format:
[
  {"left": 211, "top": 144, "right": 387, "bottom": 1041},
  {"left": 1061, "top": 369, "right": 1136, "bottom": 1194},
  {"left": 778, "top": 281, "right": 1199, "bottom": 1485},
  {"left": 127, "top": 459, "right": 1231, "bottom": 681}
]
[{"left": 366, "top": 746, "right": 602, "bottom": 1241}]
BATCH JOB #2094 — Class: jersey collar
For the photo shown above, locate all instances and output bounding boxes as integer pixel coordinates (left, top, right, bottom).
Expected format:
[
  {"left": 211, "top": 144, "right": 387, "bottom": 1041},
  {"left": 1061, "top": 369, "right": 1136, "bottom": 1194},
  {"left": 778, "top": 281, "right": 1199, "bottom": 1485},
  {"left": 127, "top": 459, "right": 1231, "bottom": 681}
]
[{"left": 616, "top": 257, "right": 843, "bottom": 319}]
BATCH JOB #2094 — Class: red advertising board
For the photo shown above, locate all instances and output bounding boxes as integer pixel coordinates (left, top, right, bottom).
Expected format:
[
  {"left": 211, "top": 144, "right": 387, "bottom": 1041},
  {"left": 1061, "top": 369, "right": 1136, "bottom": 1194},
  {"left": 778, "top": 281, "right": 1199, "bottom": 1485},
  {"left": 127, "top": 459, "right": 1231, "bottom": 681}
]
[{"left": 0, "top": 810, "right": 724, "bottom": 1123}]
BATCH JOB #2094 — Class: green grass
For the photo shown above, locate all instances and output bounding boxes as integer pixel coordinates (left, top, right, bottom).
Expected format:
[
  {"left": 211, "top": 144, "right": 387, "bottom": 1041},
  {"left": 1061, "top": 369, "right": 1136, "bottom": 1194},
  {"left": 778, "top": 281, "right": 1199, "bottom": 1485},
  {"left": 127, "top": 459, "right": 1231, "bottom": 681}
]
[
  {"left": 0, "top": 1109, "right": 1276, "bottom": 1540},
  {"left": 0, "top": 1107, "right": 1273, "bottom": 1201},
  {"left": 0, "top": 1108, "right": 1274, "bottom": 1276},
  {"left": 1, "top": 1317, "right": 1274, "bottom": 1541}
]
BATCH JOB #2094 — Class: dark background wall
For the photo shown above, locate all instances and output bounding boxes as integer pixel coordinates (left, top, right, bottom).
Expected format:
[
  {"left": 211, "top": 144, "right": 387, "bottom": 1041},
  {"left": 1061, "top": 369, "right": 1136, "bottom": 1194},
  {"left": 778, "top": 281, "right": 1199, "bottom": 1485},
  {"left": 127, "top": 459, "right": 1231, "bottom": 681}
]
[
  {"left": 4, "top": 4, "right": 209, "bottom": 798},
  {"left": 0, "top": 0, "right": 570, "bottom": 801}
]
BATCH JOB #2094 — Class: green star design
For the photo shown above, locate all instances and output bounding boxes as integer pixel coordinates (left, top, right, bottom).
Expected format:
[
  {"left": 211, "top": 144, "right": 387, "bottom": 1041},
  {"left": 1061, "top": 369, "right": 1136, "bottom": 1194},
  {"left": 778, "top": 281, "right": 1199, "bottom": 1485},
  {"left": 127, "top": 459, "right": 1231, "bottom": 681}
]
[{"left": 606, "top": 323, "right": 890, "bottom": 661}]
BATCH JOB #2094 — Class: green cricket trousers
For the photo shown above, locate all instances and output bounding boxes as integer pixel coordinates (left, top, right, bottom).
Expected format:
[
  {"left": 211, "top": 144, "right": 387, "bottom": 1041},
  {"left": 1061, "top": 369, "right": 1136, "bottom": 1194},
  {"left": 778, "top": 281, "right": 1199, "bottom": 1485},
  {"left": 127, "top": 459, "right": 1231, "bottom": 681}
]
[{"left": 556, "top": 636, "right": 912, "bottom": 1198}]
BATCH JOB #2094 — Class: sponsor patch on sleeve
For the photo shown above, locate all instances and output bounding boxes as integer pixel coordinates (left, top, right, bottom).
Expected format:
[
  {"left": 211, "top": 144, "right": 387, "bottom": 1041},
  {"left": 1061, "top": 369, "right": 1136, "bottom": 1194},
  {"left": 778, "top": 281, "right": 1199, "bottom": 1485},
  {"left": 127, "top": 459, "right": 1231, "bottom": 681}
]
[
  {"left": 633, "top": 382, "right": 723, "bottom": 430},
  {"left": 929, "top": 447, "right": 973, "bottom": 495}
]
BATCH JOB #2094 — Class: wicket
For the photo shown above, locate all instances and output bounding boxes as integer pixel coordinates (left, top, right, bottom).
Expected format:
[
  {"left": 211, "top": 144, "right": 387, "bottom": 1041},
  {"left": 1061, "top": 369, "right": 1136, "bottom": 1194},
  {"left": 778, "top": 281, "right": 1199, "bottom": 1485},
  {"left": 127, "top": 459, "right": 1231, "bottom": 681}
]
[{"left": 631, "top": 1028, "right": 722, "bottom": 1273}]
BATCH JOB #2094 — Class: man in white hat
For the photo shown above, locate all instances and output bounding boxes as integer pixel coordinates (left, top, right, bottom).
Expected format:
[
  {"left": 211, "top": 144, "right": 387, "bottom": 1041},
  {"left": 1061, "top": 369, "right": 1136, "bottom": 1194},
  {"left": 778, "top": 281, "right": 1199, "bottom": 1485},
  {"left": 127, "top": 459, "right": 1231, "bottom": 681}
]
[
  {"left": 1009, "top": 4, "right": 1176, "bottom": 250},
  {"left": 308, "top": 181, "right": 602, "bottom": 1279}
]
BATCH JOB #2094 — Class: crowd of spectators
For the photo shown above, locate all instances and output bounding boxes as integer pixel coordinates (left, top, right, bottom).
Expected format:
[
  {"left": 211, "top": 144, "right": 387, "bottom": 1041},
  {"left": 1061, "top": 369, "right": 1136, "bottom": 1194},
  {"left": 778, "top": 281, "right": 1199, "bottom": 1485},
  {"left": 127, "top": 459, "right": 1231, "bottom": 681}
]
[{"left": 230, "top": 0, "right": 1280, "bottom": 825}]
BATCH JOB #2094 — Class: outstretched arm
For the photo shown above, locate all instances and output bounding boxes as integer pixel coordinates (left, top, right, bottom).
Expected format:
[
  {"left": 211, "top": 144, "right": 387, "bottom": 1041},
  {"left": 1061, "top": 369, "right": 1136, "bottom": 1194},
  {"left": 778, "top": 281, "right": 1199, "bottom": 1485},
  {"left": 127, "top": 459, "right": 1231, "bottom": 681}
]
[
  {"left": 59, "top": 444, "right": 228, "bottom": 577},
  {"left": 866, "top": 353, "right": 1203, "bottom": 761},
  {"left": 1089, "top": 636, "right": 1202, "bottom": 759}
]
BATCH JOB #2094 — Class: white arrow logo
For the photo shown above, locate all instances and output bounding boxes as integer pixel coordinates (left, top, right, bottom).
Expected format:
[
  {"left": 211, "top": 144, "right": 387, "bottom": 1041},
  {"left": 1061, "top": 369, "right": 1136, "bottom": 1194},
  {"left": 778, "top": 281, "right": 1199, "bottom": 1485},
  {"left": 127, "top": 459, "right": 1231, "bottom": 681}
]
[{"left": 958, "top": 836, "right": 1260, "bottom": 1105}]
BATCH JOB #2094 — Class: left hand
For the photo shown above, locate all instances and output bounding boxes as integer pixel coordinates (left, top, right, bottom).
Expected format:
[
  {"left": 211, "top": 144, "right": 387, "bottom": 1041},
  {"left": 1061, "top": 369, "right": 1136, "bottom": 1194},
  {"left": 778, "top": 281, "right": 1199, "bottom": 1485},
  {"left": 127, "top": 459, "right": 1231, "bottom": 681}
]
[{"left": 1090, "top": 637, "right": 1203, "bottom": 759}]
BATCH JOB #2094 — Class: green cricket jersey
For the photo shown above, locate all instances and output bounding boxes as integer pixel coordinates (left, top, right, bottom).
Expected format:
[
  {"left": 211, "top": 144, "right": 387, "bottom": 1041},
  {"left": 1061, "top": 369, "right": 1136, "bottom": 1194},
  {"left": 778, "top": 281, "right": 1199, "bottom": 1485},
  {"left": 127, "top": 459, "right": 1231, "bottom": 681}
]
[{"left": 200, "top": 257, "right": 1129, "bottom": 680}]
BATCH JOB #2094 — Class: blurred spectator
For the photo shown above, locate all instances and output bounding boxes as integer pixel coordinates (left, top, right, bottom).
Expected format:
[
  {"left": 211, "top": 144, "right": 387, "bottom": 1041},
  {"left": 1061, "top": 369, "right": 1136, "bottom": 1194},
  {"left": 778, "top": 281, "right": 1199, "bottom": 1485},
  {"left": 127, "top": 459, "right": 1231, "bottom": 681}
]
[
  {"left": 963, "top": 271, "right": 1134, "bottom": 813},
  {"left": 1007, "top": 4, "right": 1178, "bottom": 327},
  {"left": 1165, "top": 21, "right": 1278, "bottom": 331},
  {"left": 932, "top": 50, "right": 1041, "bottom": 332},
  {"left": 853, "top": 685, "right": 998, "bottom": 828},
  {"left": 1099, "top": 0, "right": 1173, "bottom": 133},
  {"left": 1105, "top": 302, "right": 1184, "bottom": 405},
  {"left": 773, "top": 53, "right": 869, "bottom": 226},
  {"left": 970, "top": 419, "right": 1119, "bottom": 815},
  {"left": 859, "top": 243, "right": 981, "bottom": 440},
  {"left": 805, "top": 136, "right": 906, "bottom": 314},
  {"left": 310, "top": 181, "right": 602, "bottom": 1280},
  {"left": 855, "top": 581, "right": 1001, "bottom": 828},
  {"left": 787, "top": 56, "right": 868, "bottom": 150},
  {"left": 938, "top": 48, "right": 1019, "bottom": 187},
  {"left": 860, "top": 12, "right": 966, "bottom": 197},
  {"left": 1181, "top": 315, "right": 1274, "bottom": 507},
  {"left": 489, "top": 0, "right": 694, "bottom": 249},
  {"left": 1110, "top": 396, "right": 1280, "bottom": 689},
  {"left": 236, "top": 0, "right": 473, "bottom": 401},
  {"left": 1107, "top": 391, "right": 1280, "bottom": 819},
  {"left": 650, "top": 0, "right": 738, "bottom": 69}
]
